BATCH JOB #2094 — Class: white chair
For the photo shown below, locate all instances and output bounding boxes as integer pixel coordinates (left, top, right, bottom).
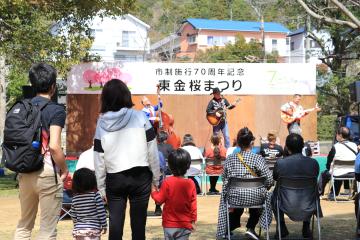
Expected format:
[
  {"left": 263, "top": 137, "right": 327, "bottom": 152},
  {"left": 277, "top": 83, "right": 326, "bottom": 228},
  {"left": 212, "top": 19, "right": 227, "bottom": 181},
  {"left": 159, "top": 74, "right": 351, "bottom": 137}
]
[
  {"left": 331, "top": 159, "right": 355, "bottom": 202},
  {"left": 185, "top": 158, "right": 204, "bottom": 195}
]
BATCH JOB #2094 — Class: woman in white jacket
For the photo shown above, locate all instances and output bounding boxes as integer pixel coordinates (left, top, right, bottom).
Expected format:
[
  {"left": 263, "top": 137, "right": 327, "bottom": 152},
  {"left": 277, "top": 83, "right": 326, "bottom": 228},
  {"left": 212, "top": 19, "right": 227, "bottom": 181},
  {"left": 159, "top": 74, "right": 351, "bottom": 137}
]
[{"left": 94, "top": 79, "right": 161, "bottom": 240}]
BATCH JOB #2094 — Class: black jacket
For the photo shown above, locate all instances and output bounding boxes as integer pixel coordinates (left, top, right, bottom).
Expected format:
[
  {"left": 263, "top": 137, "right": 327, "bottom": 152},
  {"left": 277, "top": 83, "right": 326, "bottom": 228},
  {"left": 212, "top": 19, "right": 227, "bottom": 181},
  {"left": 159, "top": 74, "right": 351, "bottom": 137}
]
[{"left": 272, "top": 153, "right": 320, "bottom": 221}]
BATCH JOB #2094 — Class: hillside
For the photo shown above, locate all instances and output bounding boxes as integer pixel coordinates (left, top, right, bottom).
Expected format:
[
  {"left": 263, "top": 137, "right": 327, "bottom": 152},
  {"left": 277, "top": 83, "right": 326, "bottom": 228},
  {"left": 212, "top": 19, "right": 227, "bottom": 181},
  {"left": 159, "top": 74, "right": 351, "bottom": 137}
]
[{"left": 130, "top": 0, "right": 304, "bottom": 43}]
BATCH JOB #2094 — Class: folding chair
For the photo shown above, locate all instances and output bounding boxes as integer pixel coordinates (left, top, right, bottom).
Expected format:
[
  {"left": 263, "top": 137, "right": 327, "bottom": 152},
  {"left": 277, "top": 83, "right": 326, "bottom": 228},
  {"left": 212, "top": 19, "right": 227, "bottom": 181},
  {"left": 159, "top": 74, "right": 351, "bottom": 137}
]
[
  {"left": 276, "top": 177, "right": 321, "bottom": 240},
  {"left": 225, "top": 177, "right": 270, "bottom": 240},
  {"left": 331, "top": 160, "right": 355, "bottom": 202},
  {"left": 59, "top": 189, "right": 73, "bottom": 220},
  {"left": 185, "top": 158, "right": 205, "bottom": 195},
  {"left": 204, "top": 157, "right": 225, "bottom": 196}
]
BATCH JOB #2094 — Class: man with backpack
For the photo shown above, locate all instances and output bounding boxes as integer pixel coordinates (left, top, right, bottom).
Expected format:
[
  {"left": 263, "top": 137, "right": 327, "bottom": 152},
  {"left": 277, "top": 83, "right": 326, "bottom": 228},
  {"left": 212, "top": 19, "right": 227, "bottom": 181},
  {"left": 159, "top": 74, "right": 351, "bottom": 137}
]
[{"left": 3, "top": 63, "right": 68, "bottom": 239}]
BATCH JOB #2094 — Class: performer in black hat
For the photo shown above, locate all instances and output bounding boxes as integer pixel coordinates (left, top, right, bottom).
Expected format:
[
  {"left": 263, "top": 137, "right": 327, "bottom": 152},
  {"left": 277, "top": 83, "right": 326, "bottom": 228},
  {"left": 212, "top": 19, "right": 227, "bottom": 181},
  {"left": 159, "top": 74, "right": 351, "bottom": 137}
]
[{"left": 206, "top": 87, "right": 237, "bottom": 148}]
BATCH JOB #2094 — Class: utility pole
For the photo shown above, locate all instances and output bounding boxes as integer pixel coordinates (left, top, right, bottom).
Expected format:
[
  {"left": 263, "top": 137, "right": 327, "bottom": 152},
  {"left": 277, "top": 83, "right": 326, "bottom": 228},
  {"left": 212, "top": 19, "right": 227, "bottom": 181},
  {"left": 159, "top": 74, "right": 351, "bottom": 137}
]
[
  {"left": 228, "top": 0, "right": 233, "bottom": 20},
  {"left": 261, "top": 16, "right": 266, "bottom": 63},
  {"left": 305, "top": 14, "right": 311, "bottom": 63}
]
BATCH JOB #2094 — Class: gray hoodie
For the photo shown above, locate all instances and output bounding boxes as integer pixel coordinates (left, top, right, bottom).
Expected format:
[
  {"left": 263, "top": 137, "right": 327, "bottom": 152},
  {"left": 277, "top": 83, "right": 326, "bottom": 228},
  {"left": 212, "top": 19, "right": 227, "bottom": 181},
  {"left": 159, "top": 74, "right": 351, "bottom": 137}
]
[{"left": 94, "top": 108, "right": 160, "bottom": 197}]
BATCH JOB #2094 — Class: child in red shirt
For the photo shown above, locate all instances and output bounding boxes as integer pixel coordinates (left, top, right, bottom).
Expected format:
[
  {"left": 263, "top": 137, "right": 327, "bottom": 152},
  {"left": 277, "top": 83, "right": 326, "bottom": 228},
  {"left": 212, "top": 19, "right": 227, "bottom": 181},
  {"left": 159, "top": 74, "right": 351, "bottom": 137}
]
[{"left": 151, "top": 148, "right": 197, "bottom": 240}]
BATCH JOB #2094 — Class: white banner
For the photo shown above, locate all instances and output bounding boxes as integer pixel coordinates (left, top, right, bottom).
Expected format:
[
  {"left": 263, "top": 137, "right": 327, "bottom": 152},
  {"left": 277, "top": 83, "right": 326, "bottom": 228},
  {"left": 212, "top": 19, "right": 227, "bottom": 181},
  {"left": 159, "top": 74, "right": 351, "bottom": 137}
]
[{"left": 67, "top": 62, "right": 316, "bottom": 95}]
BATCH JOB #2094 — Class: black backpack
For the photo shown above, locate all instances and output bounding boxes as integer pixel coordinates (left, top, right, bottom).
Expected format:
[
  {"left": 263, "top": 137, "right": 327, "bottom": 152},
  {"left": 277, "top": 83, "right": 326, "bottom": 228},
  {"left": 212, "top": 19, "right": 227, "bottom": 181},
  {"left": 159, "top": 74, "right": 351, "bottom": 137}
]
[{"left": 2, "top": 99, "right": 49, "bottom": 173}]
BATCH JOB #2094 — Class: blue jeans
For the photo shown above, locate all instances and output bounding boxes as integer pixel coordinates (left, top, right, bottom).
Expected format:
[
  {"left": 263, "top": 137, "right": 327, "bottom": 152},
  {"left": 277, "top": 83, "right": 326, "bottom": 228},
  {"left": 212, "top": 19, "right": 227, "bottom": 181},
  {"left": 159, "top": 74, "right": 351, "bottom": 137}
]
[{"left": 213, "top": 120, "right": 230, "bottom": 148}]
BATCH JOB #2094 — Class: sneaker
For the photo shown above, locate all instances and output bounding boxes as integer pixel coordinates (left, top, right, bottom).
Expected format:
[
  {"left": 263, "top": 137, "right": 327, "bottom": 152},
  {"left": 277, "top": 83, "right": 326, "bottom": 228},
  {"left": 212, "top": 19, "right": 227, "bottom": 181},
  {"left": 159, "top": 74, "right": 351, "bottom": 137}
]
[
  {"left": 154, "top": 206, "right": 162, "bottom": 216},
  {"left": 208, "top": 189, "right": 220, "bottom": 195},
  {"left": 245, "top": 228, "right": 260, "bottom": 240},
  {"left": 327, "top": 193, "right": 335, "bottom": 201}
]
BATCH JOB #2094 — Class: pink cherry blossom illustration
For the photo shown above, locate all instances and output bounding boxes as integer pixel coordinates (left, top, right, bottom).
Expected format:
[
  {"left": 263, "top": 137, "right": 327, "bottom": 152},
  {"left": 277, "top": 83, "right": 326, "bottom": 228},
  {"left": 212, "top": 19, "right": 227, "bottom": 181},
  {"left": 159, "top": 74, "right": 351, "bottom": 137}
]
[{"left": 82, "top": 69, "right": 97, "bottom": 88}]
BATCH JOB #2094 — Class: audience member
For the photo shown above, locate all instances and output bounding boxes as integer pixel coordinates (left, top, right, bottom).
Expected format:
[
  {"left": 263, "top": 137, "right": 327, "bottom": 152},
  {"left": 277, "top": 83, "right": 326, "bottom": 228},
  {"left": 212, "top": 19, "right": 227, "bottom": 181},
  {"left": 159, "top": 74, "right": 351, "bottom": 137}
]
[
  {"left": 94, "top": 79, "right": 161, "bottom": 240},
  {"left": 14, "top": 63, "right": 68, "bottom": 239},
  {"left": 226, "top": 139, "right": 238, "bottom": 157},
  {"left": 272, "top": 133, "right": 320, "bottom": 239},
  {"left": 318, "top": 127, "right": 357, "bottom": 200},
  {"left": 217, "top": 127, "right": 273, "bottom": 240},
  {"left": 149, "top": 151, "right": 166, "bottom": 217},
  {"left": 151, "top": 149, "right": 197, "bottom": 240},
  {"left": 355, "top": 152, "right": 360, "bottom": 238},
  {"left": 181, "top": 134, "right": 204, "bottom": 194},
  {"left": 204, "top": 134, "right": 226, "bottom": 194},
  {"left": 76, "top": 146, "right": 94, "bottom": 171},
  {"left": 259, "top": 133, "right": 283, "bottom": 159},
  {"left": 71, "top": 168, "right": 107, "bottom": 240},
  {"left": 157, "top": 131, "right": 174, "bottom": 160}
]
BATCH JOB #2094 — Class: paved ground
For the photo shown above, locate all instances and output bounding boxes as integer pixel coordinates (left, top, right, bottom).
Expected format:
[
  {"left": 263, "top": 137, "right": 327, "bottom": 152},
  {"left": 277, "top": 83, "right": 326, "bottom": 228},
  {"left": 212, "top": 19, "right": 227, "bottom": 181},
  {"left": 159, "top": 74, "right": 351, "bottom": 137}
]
[{"left": 0, "top": 191, "right": 357, "bottom": 240}]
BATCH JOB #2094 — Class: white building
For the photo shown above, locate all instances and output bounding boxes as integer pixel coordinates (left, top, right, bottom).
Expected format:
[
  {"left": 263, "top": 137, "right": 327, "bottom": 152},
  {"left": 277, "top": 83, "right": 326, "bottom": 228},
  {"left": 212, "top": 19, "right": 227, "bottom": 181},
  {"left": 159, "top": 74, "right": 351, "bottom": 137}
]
[
  {"left": 288, "top": 27, "right": 332, "bottom": 63},
  {"left": 89, "top": 14, "right": 150, "bottom": 62}
]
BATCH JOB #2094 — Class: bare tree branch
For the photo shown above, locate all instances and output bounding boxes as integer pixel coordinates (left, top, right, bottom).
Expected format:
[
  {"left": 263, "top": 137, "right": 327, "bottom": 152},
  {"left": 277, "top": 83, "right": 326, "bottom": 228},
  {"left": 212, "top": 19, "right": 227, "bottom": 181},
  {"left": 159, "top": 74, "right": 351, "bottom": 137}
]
[
  {"left": 296, "top": 0, "right": 359, "bottom": 29},
  {"left": 329, "top": 0, "right": 360, "bottom": 28}
]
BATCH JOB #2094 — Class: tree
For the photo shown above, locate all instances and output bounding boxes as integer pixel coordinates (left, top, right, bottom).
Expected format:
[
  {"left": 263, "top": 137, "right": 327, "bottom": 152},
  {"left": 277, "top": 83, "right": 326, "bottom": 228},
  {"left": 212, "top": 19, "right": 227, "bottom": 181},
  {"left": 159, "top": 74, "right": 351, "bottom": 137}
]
[
  {"left": 0, "top": 0, "right": 136, "bottom": 151},
  {"left": 194, "top": 36, "right": 278, "bottom": 63},
  {"left": 279, "top": 0, "right": 360, "bottom": 116},
  {"left": 296, "top": 0, "right": 360, "bottom": 29}
]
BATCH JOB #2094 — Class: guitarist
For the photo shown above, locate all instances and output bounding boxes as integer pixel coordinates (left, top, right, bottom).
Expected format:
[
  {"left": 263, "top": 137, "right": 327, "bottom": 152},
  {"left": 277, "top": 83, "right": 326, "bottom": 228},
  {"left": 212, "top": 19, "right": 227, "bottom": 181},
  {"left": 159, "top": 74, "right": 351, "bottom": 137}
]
[
  {"left": 206, "top": 87, "right": 236, "bottom": 148},
  {"left": 281, "top": 94, "right": 320, "bottom": 135}
]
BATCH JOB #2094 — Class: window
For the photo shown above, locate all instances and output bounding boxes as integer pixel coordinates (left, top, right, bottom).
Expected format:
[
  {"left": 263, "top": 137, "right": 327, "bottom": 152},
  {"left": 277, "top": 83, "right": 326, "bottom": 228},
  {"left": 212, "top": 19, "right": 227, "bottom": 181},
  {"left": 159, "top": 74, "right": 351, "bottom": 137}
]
[
  {"left": 310, "top": 40, "right": 320, "bottom": 48},
  {"left": 207, "top": 36, "right": 229, "bottom": 46},
  {"left": 187, "top": 35, "right": 196, "bottom": 44},
  {"left": 122, "top": 31, "right": 136, "bottom": 48},
  {"left": 207, "top": 36, "right": 214, "bottom": 46},
  {"left": 286, "top": 37, "right": 290, "bottom": 45},
  {"left": 272, "top": 39, "right": 278, "bottom": 51},
  {"left": 89, "top": 29, "right": 96, "bottom": 38},
  {"left": 290, "top": 42, "right": 295, "bottom": 51},
  {"left": 89, "top": 29, "right": 103, "bottom": 38},
  {"left": 114, "top": 54, "right": 143, "bottom": 62}
]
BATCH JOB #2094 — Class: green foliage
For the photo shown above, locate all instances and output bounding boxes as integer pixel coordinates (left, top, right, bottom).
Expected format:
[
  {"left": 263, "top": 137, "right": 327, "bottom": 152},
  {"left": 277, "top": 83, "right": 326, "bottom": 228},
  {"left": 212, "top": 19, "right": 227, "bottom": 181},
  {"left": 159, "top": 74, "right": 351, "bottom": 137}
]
[
  {"left": 194, "top": 36, "right": 278, "bottom": 63},
  {"left": 6, "top": 66, "right": 28, "bottom": 106},
  {"left": 133, "top": 0, "right": 258, "bottom": 41},
  {"left": 317, "top": 74, "right": 357, "bottom": 116},
  {"left": 0, "top": 0, "right": 135, "bottom": 105},
  {"left": 276, "top": 0, "right": 360, "bottom": 117},
  {"left": 317, "top": 115, "right": 337, "bottom": 141}
]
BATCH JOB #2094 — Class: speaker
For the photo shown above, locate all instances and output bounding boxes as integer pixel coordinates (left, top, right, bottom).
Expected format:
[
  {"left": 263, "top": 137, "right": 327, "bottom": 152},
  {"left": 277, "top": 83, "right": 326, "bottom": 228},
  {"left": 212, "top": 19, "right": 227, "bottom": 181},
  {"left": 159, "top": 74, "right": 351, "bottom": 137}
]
[{"left": 349, "top": 81, "right": 360, "bottom": 103}]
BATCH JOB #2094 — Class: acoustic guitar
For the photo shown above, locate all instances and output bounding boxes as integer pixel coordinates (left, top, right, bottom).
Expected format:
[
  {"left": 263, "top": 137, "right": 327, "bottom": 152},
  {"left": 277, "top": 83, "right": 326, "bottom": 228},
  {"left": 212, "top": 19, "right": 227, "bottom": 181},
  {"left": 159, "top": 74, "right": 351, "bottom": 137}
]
[
  {"left": 206, "top": 98, "right": 241, "bottom": 126},
  {"left": 281, "top": 103, "right": 321, "bottom": 124}
]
